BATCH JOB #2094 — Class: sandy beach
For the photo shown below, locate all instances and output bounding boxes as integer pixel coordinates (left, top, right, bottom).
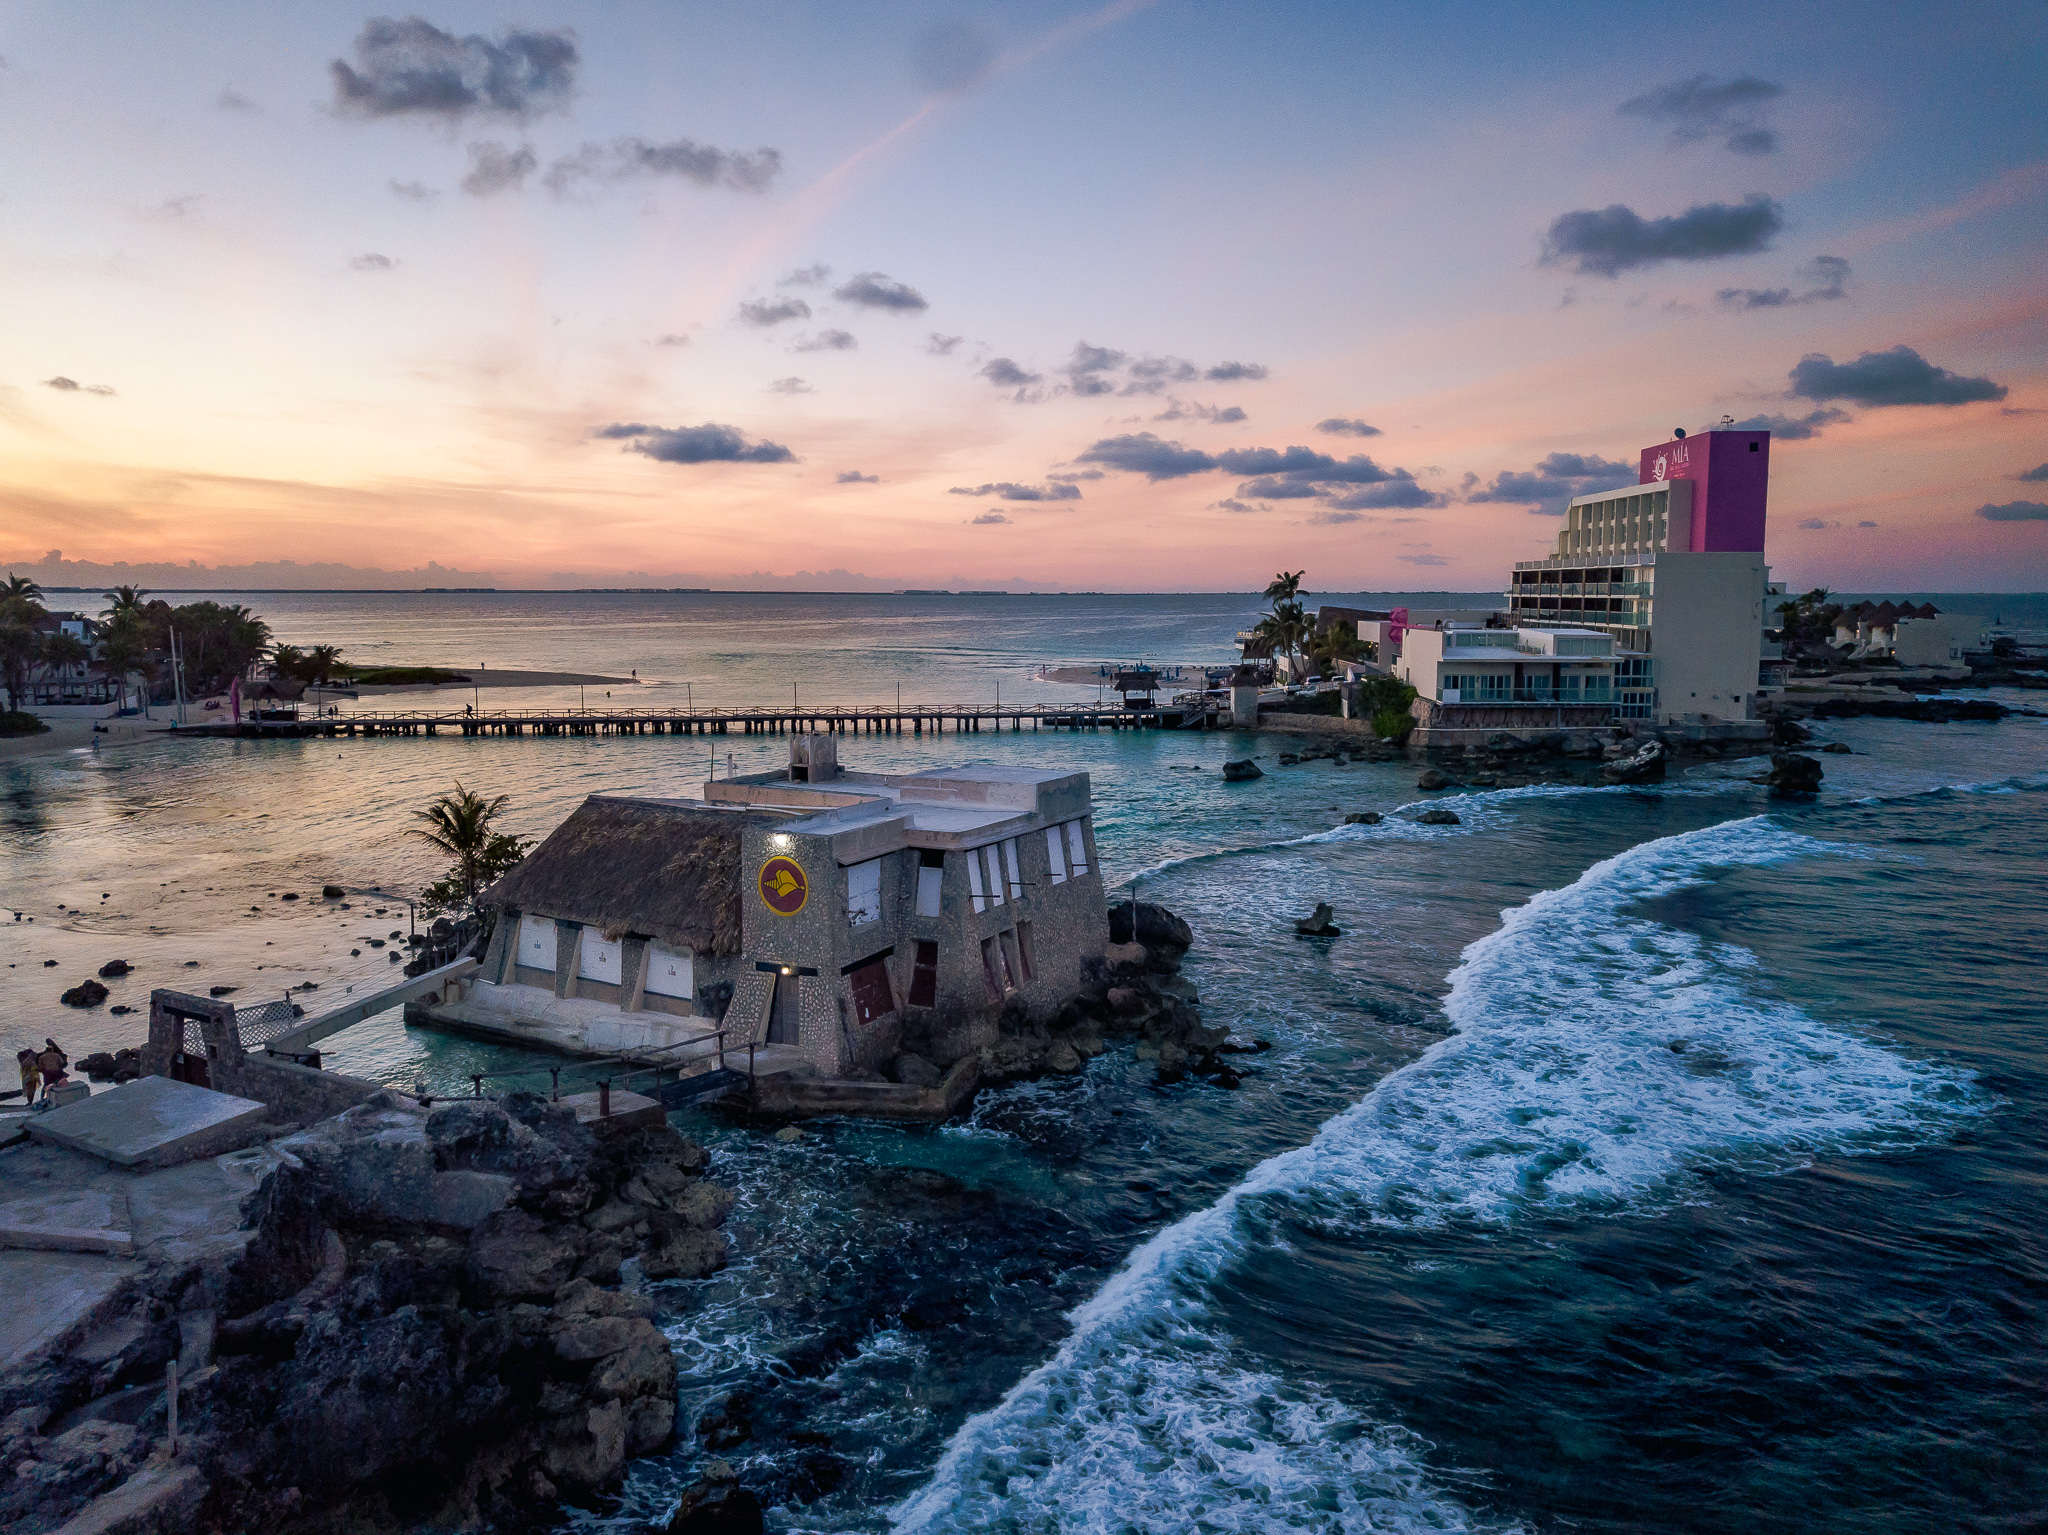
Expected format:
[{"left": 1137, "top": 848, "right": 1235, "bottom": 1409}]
[{"left": 0, "top": 716, "right": 180, "bottom": 763}]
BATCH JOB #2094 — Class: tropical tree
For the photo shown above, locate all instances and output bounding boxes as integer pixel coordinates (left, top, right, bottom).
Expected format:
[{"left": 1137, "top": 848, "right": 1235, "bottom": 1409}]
[
  {"left": 305, "top": 645, "right": 345, "bottom": 684},
  {"left": 269, "top": 643, "right": 307, "bottom": 681},
  {"left": 40, "top": 631, "right": 91, "bottom": 692},
  {"left": 409, "top": 784, "right": 531, "bottom": 916},
  {"left": 1257, "top": 571, "right": 1313, "bottom": 683},
  {"left": 0, "top": 576, "right": 48, "bottom": 710},
  {"left": 101, "top": 585, "right": 150, "bottom": 618}
]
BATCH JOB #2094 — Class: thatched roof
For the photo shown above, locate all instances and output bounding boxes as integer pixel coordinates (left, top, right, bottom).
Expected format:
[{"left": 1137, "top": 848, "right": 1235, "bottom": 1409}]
[{"left": 481, "top": 796, "right": 785, "bottom": 956}]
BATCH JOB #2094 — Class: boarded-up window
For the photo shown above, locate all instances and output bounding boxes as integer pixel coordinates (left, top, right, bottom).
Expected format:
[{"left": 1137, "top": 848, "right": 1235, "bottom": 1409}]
[
  {"left": 1016, "top": 921, "right": 1035, "bottom": 981},
  {"left": 1003, "top": 839, "right": 1023, "bottom": 901},
  {"left": 849, "top": 956, "right": 895, "bottom": 1024},
  {"left": 847, "top": 857, "right": 882, "bottom": 927},
  {"left": 916, "top": 850, "right": 944, "bottom": 917},
  {"left": 1045, "top": 827, "right": 1068, "bottom": 884},
  {"left": 966, "top": 852, "right": 986, "bottom": 913},
  {"left": 999, "top": 929, "right": 1023, "bottom": 991},
  {"left": 518, "top": 915, "right": 557, "bottom": 971},
  {"left": 1065, "top": 820, "right": 1090, "bottom": 877},
  {"left": 578, "top": 928, "right": 622, "bottom": 985},
  {"left": 982, "top": 845, "right": 1005, "bottom": 908},
  {"left": 644, "top": 942, "right": 693, "bottom": 999},
  {"left": 908, "top": 940, "right": 938, "bottom": 1007},
  {"left": 980, "top": 935, "right": 1004, "bottom": 999}
]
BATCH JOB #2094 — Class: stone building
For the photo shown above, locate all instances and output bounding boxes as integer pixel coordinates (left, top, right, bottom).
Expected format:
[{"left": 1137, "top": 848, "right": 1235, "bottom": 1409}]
[{"left": 442, "top": 736, "right": 1109, "bottom": 1081}]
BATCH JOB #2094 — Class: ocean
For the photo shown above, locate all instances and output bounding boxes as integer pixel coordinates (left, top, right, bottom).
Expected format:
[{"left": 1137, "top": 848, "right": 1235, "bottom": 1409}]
[{"left": 4, "top": 592, "right": 2046, "bottom": 1533}]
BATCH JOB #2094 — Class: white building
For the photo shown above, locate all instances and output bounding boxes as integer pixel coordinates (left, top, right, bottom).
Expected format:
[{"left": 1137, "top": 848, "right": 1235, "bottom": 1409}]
[{"left": 1396, "top": 624, "right": 1617, "bottom": 710}]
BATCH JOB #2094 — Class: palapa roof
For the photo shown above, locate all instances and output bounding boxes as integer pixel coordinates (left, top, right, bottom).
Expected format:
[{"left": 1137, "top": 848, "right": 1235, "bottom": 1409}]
[{"left": 481, "top": 795, "right": 786, "bottom": 956}]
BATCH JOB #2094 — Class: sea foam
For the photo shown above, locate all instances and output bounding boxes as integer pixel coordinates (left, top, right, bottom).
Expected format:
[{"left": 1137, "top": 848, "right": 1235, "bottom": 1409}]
[{"left": 891, "top": 815, "right": 1983, "bottom": 1532}]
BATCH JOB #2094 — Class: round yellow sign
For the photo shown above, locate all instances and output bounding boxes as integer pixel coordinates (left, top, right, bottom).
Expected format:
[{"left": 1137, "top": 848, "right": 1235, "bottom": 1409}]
[{"left": 758, "top": 855, "right": 809, "bottom": 916}]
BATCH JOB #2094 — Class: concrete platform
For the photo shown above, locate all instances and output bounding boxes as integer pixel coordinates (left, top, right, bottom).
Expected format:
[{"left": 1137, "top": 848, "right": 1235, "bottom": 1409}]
[
  {"left": 27, "top": 1076, "right": 269, "bottom": 1170},
  {"left": 0, "top": 1188, "right": 133, "bottom": 1257},
  {"left": 0, "top": 1249, "right": 140, "bottom": 1363},
  {"left": 560, "top": 1087, "right": 666, "bottom": 1135}
]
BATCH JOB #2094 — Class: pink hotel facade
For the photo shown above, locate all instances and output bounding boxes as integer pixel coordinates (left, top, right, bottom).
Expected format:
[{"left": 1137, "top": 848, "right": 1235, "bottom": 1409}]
[{"left": 1505, "top": 427, "right": 1774, "bottom": 724}]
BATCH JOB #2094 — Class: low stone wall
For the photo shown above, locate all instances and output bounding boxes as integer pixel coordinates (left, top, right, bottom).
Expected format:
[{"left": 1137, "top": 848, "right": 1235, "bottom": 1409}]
[{"left": 750, "top": 1055, "right": 981, "bottom": 1122}]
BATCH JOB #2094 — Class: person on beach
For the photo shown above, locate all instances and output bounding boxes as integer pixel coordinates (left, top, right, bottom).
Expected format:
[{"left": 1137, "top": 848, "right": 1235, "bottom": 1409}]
[
  {"left": 15, "top": 1049, "right": 36, "bottom": 1104},
  {"left": 36, "top": 1038, "right": 68, "bottom": 1097}
]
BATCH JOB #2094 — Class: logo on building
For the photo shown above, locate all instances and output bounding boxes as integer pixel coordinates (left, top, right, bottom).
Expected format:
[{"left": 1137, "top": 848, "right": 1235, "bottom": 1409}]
[
  {"left": 1651, "top": 453, "right": 1668, "bottom": 482},
  {"left": 757, "top": 856, "right": 809, "bottom": 916}
]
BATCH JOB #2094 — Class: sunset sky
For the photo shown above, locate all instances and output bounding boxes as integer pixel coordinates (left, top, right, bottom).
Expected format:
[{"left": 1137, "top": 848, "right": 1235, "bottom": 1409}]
[{"left": 3, "top": 0, "right": 2044, "bottom": 592}]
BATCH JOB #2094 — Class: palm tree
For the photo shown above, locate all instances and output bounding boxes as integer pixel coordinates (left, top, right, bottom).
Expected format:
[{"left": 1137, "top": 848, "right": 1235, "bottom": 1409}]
[
  {"left": 408, "top": 785, "right": 514, "bottom": 913},
  {"left": 305, "top": 645, "right": 344, "bottom": 685},
  {"left": 0, "top": 580, "right": 46, "bottom": 711},
  {"left": 1258, "top": 572, "right": 1313, "bottom": 683},
  {"left": 101, "top": 585, "right": 149, "bottom": 618},
  {"left": 1262, "top": 570, "right": 1304, "bottom": 605},
  {"left": 269, "top": 643, "right": 307, "bottom": 681}
]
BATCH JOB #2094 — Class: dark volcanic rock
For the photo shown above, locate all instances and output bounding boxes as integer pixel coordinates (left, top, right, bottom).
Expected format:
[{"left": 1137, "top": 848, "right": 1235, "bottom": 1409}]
[
  {"left": 666, "top": 1459, "right": 765, "bottom": 1534},
  {"left": 1822, "top": 741, "right": 1853, "bottom": 754},
  {"left": 60, "top": 978, "right": 109, "bottom": 1007},
  {"left": 1601, "top": 740, "right": 1667, "bottom": 785},
  {"left": 1417, "top": 807, "right": 1461, "bottom": 825},
  {"left": 1762, "top": 753, "right": 1824, "bottom": 795},
  {"left": 96, "top": 959, "right": 131, "bottom": 978},
  {"left": 1107, "top": 901, "right": 1193, "bottom": 958},
  {"left": 1344, "top": 811, "right": 1383, "bottom": 825},
  {"left": 1416, "top": 767, "right": 1453, "bottom": 790},
  {"left": 1221, "top": 758, "right": 1262, "bottom": 782},
  {"left": 1293, "top": 903, "right": 1341, "bottom": 937}
]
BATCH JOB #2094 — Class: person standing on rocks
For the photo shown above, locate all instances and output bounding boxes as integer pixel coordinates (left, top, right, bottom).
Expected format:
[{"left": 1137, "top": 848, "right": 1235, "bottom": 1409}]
[
  {"left": 35, "top": 1039, "right": 68, "bottom": 1098},
  {"left": 15, "top": 1048, "right": 37, "bottom": 1104}
]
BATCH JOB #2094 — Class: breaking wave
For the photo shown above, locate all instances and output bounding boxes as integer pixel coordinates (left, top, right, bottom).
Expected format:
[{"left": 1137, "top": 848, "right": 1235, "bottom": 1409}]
[{"left": 891, "top": 815, "right": 1984, "bottom": 1532}]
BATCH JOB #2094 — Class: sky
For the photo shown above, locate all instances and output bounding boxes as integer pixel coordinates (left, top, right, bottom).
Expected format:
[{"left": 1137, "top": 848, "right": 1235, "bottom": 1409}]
[{"left": 2, "top": 0, "right": 2045, "bottom": 593}]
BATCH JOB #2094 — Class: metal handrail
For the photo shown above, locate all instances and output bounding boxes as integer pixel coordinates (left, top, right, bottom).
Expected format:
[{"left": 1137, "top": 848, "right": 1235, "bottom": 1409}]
[{"left": 430, "top": 1027, "right": 753, "bottom": 1112}]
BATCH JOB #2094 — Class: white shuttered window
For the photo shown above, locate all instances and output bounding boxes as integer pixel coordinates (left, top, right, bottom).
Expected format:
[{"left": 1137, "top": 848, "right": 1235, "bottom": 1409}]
[
  {"left": 644, "top": 943, "right": 694, "bottom": 999},
  {"left": 519, "top": 915, "right": 557, "bottom": 971},
  {"left": 1003, "top": 839, "right": 1023, "bottom": 901},
  {"left": 847, "top": 857, "right": 883, "bottom": 927},
  {"left": 578, "top": 928, "right": 622, "bottom": 985},
  {"left": 966, "top": 852, "right": 987, "bottom": 913},
  {"left": 982, "top": 845, "right": 1005, "bottom": 907},
  {"left": 915, "top": 853, "right": 944, "bottom": 917},
  {"left": 1065, "top": 819, "right": 1091, "bottom": 877},
  {"left": 1045, "top": 827, "right": 1068, "bottom": 884}
]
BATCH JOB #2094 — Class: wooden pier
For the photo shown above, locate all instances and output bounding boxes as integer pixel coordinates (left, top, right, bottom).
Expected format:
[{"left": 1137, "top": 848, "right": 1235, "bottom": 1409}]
[{"left": 176, "top": 699, "right": 1223, "bottom": 742}]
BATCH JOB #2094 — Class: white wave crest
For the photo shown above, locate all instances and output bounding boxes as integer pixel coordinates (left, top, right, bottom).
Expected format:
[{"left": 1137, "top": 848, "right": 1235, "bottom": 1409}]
[{"left": 892, "top": 815, "right": 1982, "bottom": 1532}]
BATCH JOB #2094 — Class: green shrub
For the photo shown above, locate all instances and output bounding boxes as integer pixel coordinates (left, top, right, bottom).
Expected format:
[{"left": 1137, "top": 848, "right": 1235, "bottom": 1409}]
[
  {"left": 343, "top": 666, "right": 469, "bottom": 686},
  {"left": 0, "top": 710, "right": 49, "bottom": 738},
  {"left": 1371, "top": 707, "right": 1414, "bottom": 741}
]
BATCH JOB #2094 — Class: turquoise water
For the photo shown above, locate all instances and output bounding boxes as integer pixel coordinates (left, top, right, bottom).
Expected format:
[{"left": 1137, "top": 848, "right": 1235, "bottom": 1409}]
[{"left": 4, "top": 593, "right": 2046, "bottom": 1533}]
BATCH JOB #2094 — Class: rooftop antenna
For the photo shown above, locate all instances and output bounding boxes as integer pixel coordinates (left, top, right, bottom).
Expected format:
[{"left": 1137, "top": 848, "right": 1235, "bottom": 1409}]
[{"left": 1720, "top": 415, "right": 1734, "bottom": 426}]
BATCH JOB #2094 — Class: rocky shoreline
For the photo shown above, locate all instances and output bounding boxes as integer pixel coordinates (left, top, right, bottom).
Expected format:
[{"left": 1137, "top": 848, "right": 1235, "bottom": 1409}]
[{"left": 1, "top": 1091, "right": 731, "bottom": 1535}]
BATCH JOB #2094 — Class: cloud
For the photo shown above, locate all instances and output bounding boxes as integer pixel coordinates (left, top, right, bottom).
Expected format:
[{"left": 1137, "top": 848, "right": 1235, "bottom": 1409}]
[
  {"left": 2017, "top": 463, "right": 2048, "bottom": 482},
  {"left": 330, "top": 18, "right": 577, "bottom": 123},
  {"left": 779, "top": 263, "right": 830, "bottom": 287},
  {"left": 1977, "top": 501, "right": 2048, "bottom": 521},
  {"left": 1618, "top": 73, "right": 1783, "bottom": 155},
  {"left": 460, "top": 140, "right": 535, "bottom": 196},
  {"left": 1467, "top": 452, "right": 1636, "bottom": 515},
  {"left": 768, "top": 376, "right": 813, "bottom": 394},
  {"left": 41, "top": 376, "right": 115, "bottom": 396},
  {"left": 914, "top": 20, "right": 995, "bottom": 93},
  {"left": 981, "top": 357, "right": 1040, "bottom": 388},
  {"left": 1789, "top": 346, "right": 2007, "bottom": 407},
  {"left": 1215, "top": 446, "right": 1394, "bottom": 483},
  {"left": 1153, "top": 399, "right": 1246, "bottom": 423},
  {"left": 1046, "top": 470, "right": 1104, "bottom": 482},
  {"left": 388, "top": 178, "right": 437, "bottom": 201},
  {"left": 949, "top": 482, "right": 1082, "bottom": 502},
  {"left": 152, "top": 194, "right": 203, "bottom": 219},
  {"left": 1307, "top": 510, "right": 1365, "bottom": 525},
  {"left": 1725, "top": 407, "right": 1850, "bottom": 440},
  {"left": 1399, "top": 553, "right": 1450, "bottom": 566},
  {"left": 1796, "top": 517, "right": 1829, "bottom": 530},
  {"left": 1720, "top": 254, "right": 1850, "bottom": 309},
  {"left": 217, "top": 87, "right": 257, "bottom": 112},
  {"left": 1063, "top": 342, "right": 1126, "bottom": 395},
  {"left": 350, "top": 252, "right": 395, "bottom": 271},
  {"left": 1324, "top": 479, "right": 1446, "bottom": 510},
  {"left": 738, "top": 296, "right": 810, "bottom": 327},
  {"left": 1123, "top": 355, "right": 1199, "bottom": 393},
  {"left": 1858, "top": 520, "right": 1878, "bottom": 528},
  {"left": 655, "top": 333, "right": 690, "bottom": 347},
  {"left": 544, "top": 138, "right": 782, "bottom": 197},
  {"left": 834, "top": 272, "right": 928, "bottom": 312},
  {"left": 594, "top": 422, "right": 796, "bottom": 465},
  {"left": 1212, "top": 498, "right": 1262, "bottom": 514},
  {"left": 793, "top": 329, "right": 857, "bottom": 352},
  {"left": 1235, "top": 477, "right": 1325, "bottom": 500},
  {"left": 1076, "top": 432, "right": 1219, "bottom": 480},
  {"left": 1205, "top": 361, "right": 1268, "bottom": 382},
  {"left": 926, "top": 333, "right": 964, "bottom": 356},
  {"left": 1317, "top": 417, "right": 1381, "bottom": 437},
  {"left": 969, "top": 511, "right": 1011, "bottom": 525},
  {"left": 1542, "top": 195, "right": 1782, "bottom": 276},
  {"left": 836, "top": 471, "right": 879, "bottom": 484}
]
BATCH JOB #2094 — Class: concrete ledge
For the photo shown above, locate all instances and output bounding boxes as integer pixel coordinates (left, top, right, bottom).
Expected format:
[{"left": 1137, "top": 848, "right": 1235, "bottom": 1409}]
[
  {"left": 50, "top": 1463, "right": 206, "bottom": 1535},
  {"left": 28, "top": 1077, "right": 270, "bottom": 1170},
  {"left": 0, "top": 1189, "right": 134, "bottom": 1257},
  {"left": 751, "top": 1055, "right": 981, "bottom": 1122},
  {"left": 559, "top": 1088, "right": 666, "bottom": 1135}
]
